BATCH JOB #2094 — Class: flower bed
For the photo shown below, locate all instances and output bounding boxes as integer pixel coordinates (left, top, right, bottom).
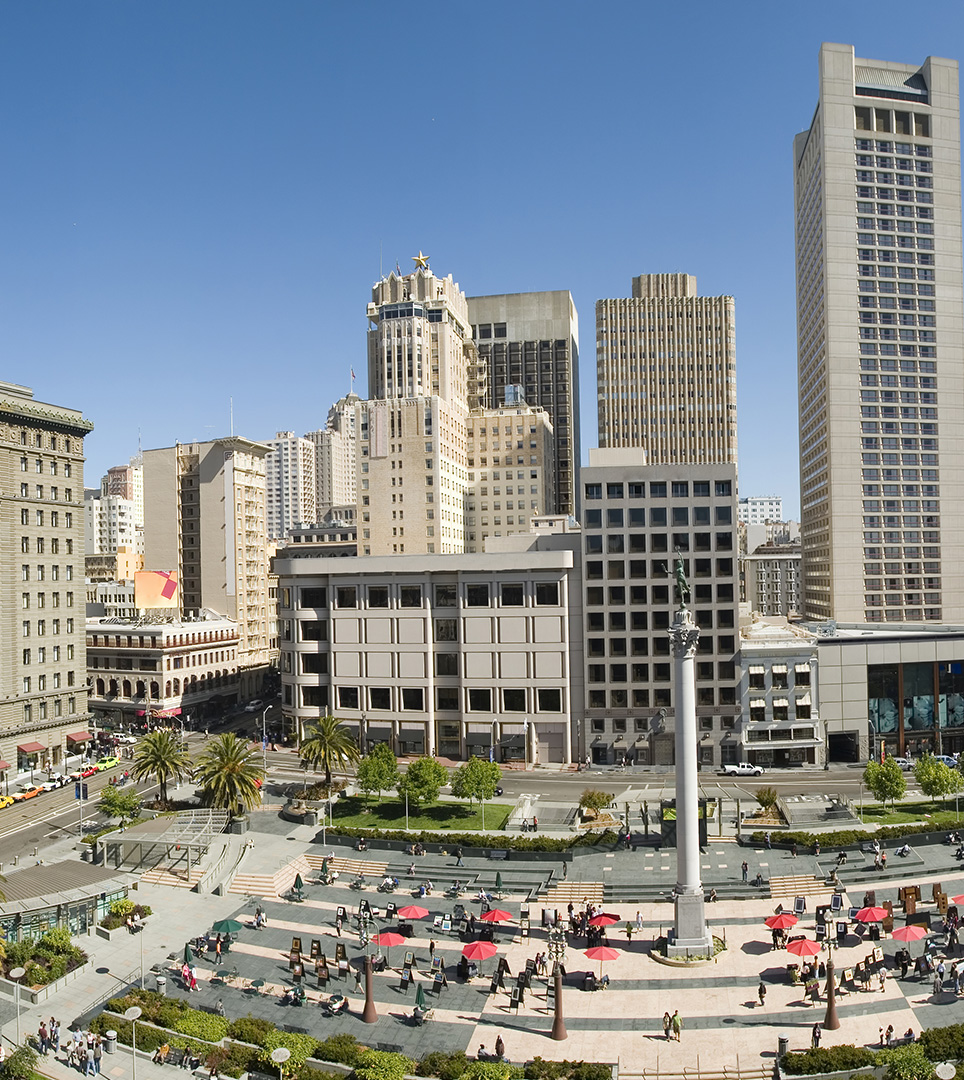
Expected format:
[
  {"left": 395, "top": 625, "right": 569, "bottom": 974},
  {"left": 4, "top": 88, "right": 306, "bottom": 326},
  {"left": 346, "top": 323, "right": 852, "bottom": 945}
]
[
  {"left": 0, "top": 928, "right": 87, "bottom": 988},
  {"left": 100, "top": 899, "right": 153, "bottom": 930}
]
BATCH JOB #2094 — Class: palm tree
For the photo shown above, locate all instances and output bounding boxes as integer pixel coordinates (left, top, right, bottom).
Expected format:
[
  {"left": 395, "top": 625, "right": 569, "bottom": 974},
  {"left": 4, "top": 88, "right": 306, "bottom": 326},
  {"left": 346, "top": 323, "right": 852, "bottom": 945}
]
[
  {"left": 299, "top": 715, "right": 360, "bottom": 787},
  {"left": 194, "top": 733, "right": 265, "bottom": 814},
  {"left": 130, "top": 729, "right": 192, "bottom": 804}
]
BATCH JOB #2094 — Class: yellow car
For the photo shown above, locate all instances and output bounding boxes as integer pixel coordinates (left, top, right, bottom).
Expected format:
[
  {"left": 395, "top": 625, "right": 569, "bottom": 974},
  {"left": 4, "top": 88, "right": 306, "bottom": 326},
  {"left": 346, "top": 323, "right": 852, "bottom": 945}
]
[{"left": 0, "top": 795, "right": 14, "bottom": 809}]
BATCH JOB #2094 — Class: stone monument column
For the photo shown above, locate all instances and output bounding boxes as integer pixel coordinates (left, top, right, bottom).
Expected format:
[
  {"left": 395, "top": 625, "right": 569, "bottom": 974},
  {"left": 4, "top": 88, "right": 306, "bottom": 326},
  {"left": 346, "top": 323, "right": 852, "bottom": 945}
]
[{"left": 668, "top": 559, "right": 714, "bottom": 956}]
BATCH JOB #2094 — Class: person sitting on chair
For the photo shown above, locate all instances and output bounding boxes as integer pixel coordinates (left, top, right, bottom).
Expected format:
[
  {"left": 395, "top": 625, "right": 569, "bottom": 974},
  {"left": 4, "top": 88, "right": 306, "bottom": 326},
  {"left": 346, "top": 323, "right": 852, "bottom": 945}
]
[
  {"left": 281, "top": 987, "right": 294, "bottom": 1005},
  {"left": 413, "top": 1005, "right": 425, "bottom": 1024}
]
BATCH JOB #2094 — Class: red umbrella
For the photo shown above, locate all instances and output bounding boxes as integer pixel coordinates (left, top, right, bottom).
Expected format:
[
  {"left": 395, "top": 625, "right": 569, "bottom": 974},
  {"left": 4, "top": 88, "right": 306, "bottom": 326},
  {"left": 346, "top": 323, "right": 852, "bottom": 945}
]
[
  {"left": 951, "top": 895, "right": 964, "bottom": 906},
  {"left": 585, "top": 945, "right": 621, "bottom": 977},
  {"left": 786, "top": 938, "right": 821, "bottom": 957},
  {"left": 462, "top": 939, "right": 498, "bottom": 972},
  {"left": 397, "top": 905, "right": 429, "bottom": 920},
  {"left": 589, "top": 913, "right": 620, "bottom": 927},
  {"left": 479, "top": 909, "right": 512, "bottom": 923},
  {"left": 855, "top": 906, "right": 888, "bottom": 923},
  {"left": 891, "top": 925, "right": 928, "bottom": 942},
  {"left": 372, "top": 931, "right": 405, "bottom": 965},
  {"left": 765, "top": 913, "right": 799, "bottom": 930}
]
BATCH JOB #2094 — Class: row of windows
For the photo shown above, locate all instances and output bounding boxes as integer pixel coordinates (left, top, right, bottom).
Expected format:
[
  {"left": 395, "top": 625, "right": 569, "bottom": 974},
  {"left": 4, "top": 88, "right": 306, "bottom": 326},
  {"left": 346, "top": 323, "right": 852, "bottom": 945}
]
[
  {"left": 21, "top": 670, "right": 74, "bottom": 691},
  {"left": 584, "top": 609, "right": 736, "bottom": 633},
  {"left": 588, "top": 661, "right": 735, "bottom": 683},
  {"left": 585, "top": 480, "right": 732, "bottom": 500},
  {"left": 587, "top": 634, "right": 735, "bottom": 657},
  {"left": 302, "top": 684, "right": 563, "bottom": 714},
  {"left": 20, "top": 510, "right": 73, "bottom": 527},
  {"left": 586, "top": 578, "right": 735, "bottom": 604},
  {"left": 19, "top": 454, "right": 73, "bottom": 471},
  {"left": 20, "top": 592, "right": 74, "bottom": 609},
  {"left": 22, "top": 619, "right": 74, "bottom": 637},
  {"left": 21, "top": 645, "right": 73, "bottom": 664},
  {"left": 21, "top": 565, "right": 72, "bottom": 581},
  {"left": 294, "top": 582, "right": 561, "bottom": 610},
  {"left": 584, "top": 506, "right": 731, "bottom": 530},
  {"left": 22, "top": 697, "right": 78, "bottom": 723},
  {"left": 855, "top": 138, "right": 931, "bottom": 155}
]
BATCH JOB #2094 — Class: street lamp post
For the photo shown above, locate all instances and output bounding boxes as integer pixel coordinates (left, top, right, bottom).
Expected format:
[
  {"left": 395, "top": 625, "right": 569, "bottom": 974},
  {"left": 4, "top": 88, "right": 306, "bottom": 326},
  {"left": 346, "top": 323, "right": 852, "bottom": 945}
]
[
  {"left": 547, "top": 924, "right": 567, "bottom": 1041},
  {"left": 124, "top": 1006, "right": 142, "bottom": 1080},
  {"left": 261, "top": 707, "right": 271, "bottom": 773},
  {"left": 9, "top": 966, "right": 25, "bottom": 1046}
]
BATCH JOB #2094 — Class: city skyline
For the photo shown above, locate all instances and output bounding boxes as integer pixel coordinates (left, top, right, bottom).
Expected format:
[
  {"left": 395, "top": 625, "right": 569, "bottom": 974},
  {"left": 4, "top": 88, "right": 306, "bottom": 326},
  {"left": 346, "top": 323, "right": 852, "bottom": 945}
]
[{"left": 7, "top": 3, "right": 964, "bottom": 517}]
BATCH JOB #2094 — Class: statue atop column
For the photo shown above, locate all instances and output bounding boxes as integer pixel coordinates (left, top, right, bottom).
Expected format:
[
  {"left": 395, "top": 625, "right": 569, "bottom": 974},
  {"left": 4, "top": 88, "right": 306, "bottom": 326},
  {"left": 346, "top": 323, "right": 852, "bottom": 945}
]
[{"left": 674, "top": 552, "right": 690, "bottom": 610}]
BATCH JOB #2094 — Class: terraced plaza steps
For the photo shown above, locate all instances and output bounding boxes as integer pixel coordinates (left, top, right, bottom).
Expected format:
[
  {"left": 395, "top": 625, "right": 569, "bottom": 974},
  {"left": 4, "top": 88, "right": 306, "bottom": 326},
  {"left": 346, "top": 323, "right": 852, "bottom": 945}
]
[
  {"left": 229, "top": 854, "right": 312, "bottom": 898},
  {"left": 543, "top": 881, "right": 605, "bottom": 905},
  {"left": 768, "top": 872, "right": 833, "bottom": 901},
  {"left": 140, "top": 863, "right": 205, "bottom": 889}
]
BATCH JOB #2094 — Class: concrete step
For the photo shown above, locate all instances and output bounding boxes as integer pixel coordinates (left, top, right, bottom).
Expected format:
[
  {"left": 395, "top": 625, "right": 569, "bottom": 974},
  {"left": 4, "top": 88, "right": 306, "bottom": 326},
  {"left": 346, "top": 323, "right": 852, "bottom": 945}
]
[
  {"left": 303, "top": 854, "right": 388, "bottom": 876},
  {"left": 141, "top": 864, "right": 204, "bottom": 889},
  {"left": 769, "top": 873, "right": 835, "bottom": 901},
  {"left": 543, "top": 882, "right": 605, "bottom": 905},
  {"left": 229, "top": 855, "right": 312, "bottom": 898}
]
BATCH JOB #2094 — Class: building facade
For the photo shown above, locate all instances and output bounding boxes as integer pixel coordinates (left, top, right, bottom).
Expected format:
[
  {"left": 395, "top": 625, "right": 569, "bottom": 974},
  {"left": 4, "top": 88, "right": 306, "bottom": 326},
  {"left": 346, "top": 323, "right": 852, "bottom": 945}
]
[
  {"left": 86, "top": 614, "right": 240, "bottom": 730},
  {"left": 467, "top": 291, "right": 580, "bottom": 518},
  {"left": 265, "top": 431, "right": 316, "bottom": 541},
  {"left": 579, "top": 451, "right": 741, "bottom": 767},
  {"left": 595, "top": 274, "right": 738, "bottom": 464},
  {"left": 274, "top": 541, "right": 581, "bottom": 764},
  {"left": 84, "top": 492, "right": 141, "bottom": 556},
  {"left": 86, "top": 581, "right": 138, "bottom": 620},
  {"left": 142, "top": 437, "right": 272, "bottom": 697},
  {"left": 738, "top": 495, "right": 784, "bottom": 525},
  {"left": 0, "top": 381, "right": 93, "bottom": 779},
  {"left": 794, "top": 44, "right": 964, "bottom": 623},
  {"left": 742, "top": 543, "right": 803, "bottom": 616},
  {"left": 306, "top": 393, "right": 359, "bottom": 518}
]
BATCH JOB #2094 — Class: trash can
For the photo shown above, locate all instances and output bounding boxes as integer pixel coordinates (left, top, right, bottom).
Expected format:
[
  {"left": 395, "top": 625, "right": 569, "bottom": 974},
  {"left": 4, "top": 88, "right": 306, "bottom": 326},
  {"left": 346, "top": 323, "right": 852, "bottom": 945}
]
[
  {"left": 778, "top": 1036, "right": 789, "bottom": 1058},
  {"left": 156, "top": 975, "right": 167, "bottom": 996},
  {"left": 104, "top": 1031, "right": 117, "bottom": 1055}
]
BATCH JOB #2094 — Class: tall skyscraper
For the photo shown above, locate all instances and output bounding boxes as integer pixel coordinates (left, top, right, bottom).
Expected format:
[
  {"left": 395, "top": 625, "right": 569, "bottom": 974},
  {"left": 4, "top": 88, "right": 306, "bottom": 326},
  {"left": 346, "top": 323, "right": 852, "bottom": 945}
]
[
  {"left": 467, "top": 291, "right": 580, "bottom": 517},
  {"left": 595, "top": 274, "right": 737, "bottom": 464},
  {"left": 794, "top": 44, "right": 964, "bottom": 623},
  {"left": 142, "top": 437, "right": 272, "bottom": 696},
  {"left": 264, "top": 431, "right": 316, "bottom": 540},
  {"left": 306, "top": 393, "right": 359, "bottom": 518},
  {"left": 0, "top": 381, "right": 92, "bottom": 777}
]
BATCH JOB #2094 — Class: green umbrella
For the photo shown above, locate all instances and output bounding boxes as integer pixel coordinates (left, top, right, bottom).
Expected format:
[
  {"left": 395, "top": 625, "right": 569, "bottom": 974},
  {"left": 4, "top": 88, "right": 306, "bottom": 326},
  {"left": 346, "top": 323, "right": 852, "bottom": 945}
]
[
  {"left": 495, "top": 872, "right": 503, "bottom": 895},
  {"left": 211, "top": 919, "right": 243, "bottom": 935},
  {"left": 183, "top": 943, "right": 193, "bottom": 965},
  {"left": 294, "top": 873, "right": 304, "bottom": 892},
  {"left": 415, "top": 984, "right": 426, "bottom": 1008}
]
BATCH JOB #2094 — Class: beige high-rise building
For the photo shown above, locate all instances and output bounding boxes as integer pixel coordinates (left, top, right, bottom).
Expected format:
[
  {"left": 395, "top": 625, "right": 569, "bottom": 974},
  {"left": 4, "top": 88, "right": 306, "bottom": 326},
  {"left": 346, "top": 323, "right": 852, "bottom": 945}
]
[
  {"left": 468, "top": 290, "right": 580, "bottom": 518},
  {"left": 794, "top": 44, "right": 964, "bottom": 623},
  {"left": 265, "top": 431, "right": 316, "bottom": 540},
  {"left": 0, "top": 381, "right": 93, "bottom": 778},
  {"left": 307, "top": 393, "right": 359, "bottom": 518},
  {"left": 595, "top": 274, "right": 737, "bottom": 464},
  {"left": 142, "top": 437, "right": 272, "bottom": 696}
]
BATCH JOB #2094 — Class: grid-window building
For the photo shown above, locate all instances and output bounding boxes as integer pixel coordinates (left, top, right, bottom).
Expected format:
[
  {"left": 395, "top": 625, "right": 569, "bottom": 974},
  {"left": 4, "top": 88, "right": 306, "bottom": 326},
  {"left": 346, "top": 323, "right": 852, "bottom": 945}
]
[
  {"left": 595, "top": 274, "right": 737, "bottom": 464},
  {"left": 0, "top": 381, "right": 92, "bottom": 779},
  {"left": 738, "top": 496, "right": 784, "bottom": 525},
  {"left": 265, "top": 431, "right": 316, "bottom": 541},
  {"left": 306, "top": 394, "right": 359, "bottom": 519},
  {"left": 794, "top": 43, "right": 964, "bottom": 624},
  {"left": 468, "top": 291, "right": 580, "bottom": 518},
  {"left": 580, "top": 451, "right": 741, "bottom": 767}
]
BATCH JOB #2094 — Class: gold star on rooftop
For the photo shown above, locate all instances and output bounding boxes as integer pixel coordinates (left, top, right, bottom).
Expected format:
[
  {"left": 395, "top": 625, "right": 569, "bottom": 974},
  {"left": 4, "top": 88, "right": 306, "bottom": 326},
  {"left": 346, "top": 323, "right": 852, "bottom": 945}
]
[{"left": 412, "top": 251, "right": 430, "bottom": 270}]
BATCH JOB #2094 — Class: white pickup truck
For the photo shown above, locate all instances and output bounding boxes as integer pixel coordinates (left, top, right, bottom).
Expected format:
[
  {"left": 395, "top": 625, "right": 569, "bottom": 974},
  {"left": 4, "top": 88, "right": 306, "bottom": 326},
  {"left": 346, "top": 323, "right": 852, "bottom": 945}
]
[{"left": 719, "top": 762, "right": 763, "bottom": 777}]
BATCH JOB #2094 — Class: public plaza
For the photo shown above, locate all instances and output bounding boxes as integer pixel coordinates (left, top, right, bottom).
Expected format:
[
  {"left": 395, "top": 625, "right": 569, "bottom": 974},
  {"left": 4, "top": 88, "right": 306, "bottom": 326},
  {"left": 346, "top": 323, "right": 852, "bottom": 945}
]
[{"left": 6, "top": 806, "right": 964, "bottom": 1080}]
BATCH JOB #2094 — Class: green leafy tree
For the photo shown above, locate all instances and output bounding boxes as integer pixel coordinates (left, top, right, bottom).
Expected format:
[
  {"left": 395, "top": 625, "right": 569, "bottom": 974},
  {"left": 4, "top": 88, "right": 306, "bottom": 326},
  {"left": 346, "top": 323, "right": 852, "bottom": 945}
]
[
  {"left": 356, "top": 743, "right": 400, "bottom": 803},
  {"left": 863, "top": 757, "right": 907, "bottom": 810},
  {"left": 130, "top": 729, "right": 192, "bottom": 804},
  {"left": 578, "top": 789, "right": 611, "bottom": 816},
  {"left": 98, "top": 785, "right": 142, "bottom": 825},
  {"left": 1, "top": 1043, "right": 38, "bottom": 1080},
  {"left": 299, "top": 715, "right": 361, "bottom": 787},
  {"left": 450, "top": 757, "right": 502, "bottom": 809},
  {"left": 754, "top": 786, "right": 778, "bottom": 810},
  {"left": 397, "top": 756, "right": 448, "bottom": 810},
  {"left": 194, "top": 733, "right": 265, "bottom": 814},
  {"left": 880, "top": 1041, "right": 934, "bottom": 1080},
  {"left": 914, "top": 755, "right": 963, "bottom": 806}
]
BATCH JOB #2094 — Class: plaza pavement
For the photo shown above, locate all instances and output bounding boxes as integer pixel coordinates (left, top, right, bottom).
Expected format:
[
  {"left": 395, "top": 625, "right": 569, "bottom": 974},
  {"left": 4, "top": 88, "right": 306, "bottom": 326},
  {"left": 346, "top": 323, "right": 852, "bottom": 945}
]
[{"left": 11, "top": 809, "right": 964, "bottom": 1078}]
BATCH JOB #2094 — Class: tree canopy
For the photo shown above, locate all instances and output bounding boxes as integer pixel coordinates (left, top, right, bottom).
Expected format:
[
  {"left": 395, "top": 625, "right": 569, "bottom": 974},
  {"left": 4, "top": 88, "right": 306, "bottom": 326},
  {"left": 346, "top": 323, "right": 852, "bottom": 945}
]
[
  {"left": 914, "top": 756, "right": 963, "bottom": 804},
  {"left": 299, "top": 715, "right": 361, "bottom": 786},
  {"left": 98, "top": 785, "right": 142, "bottom": 825},
  {"left": 450, "top": 757, "right": 501, "bottom": 806},
  {"left": 863, "top": 757, "right": 907, "bottom": 809},
  {"left": 130, "top": 730, "right": 192, "bottom": 804},
  {"left": 355, "top": 743, "right": 400, "bottom": 803},
  {"left": 397, "top": 756, "right": 448, "bottom": 809},
  {"left": 194, "top": 733, "right": 265, "bottom": 814}
]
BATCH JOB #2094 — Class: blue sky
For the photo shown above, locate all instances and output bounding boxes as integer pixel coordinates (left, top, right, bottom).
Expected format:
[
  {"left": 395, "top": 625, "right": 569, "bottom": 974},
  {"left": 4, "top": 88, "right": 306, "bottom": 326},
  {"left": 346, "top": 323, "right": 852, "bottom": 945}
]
[{"left": 4, "top": 1, "right": 964, "bottom": 518}]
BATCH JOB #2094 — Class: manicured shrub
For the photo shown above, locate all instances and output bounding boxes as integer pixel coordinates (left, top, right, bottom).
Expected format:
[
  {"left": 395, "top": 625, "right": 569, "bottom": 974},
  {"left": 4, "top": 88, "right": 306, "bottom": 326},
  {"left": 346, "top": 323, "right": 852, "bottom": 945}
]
[
  {"left": 417, "top": 1051, "right": 469, "bottom": 1079},
  {"left": 315, "top": 1033, "right": 363, "bottom": 1066},
  {"left": 259, "top": 1030, "right": 321, "bottom": 1071},
  {"left": 226, "top": 1014, "right": 274, "bottom": 1046},
  {"left": 780, "top": 1045, "right": 877, "bottom": 1075},
  {"left": 172, "top": 1011, "right": 228, "bottom": 1042},
  {"left": 353, "top": 1049, "right": 414, "bottom": 1080}
]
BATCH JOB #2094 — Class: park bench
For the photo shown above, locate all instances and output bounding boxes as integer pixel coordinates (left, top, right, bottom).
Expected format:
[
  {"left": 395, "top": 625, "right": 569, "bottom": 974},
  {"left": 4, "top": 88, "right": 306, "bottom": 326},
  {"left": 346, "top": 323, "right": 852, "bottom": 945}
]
[{"left": 488, "top": 850, "right": 509, "bottom": 860}]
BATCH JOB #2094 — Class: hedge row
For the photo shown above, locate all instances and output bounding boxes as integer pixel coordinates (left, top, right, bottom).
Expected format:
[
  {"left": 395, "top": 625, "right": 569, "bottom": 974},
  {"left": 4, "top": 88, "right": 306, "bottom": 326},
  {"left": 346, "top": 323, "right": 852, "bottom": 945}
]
[
  {"left": 782, "top": 1024, "right": 964, "bottom": 1074},
  {"left": 323, "top": 826, "right": 621, "bottom": 852},
  {"left": 749, "top": 820, "right": 950, "bottom": 849}
]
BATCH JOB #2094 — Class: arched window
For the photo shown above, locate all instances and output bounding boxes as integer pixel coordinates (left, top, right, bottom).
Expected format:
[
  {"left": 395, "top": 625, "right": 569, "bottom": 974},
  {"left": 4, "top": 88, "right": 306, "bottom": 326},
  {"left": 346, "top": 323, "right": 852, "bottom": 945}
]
[
  {"left": 150, "top": 681, "right": 160, "bottom": 700},
  {"left": 96, "top": 678, "right": 105, "bottom": 696}
]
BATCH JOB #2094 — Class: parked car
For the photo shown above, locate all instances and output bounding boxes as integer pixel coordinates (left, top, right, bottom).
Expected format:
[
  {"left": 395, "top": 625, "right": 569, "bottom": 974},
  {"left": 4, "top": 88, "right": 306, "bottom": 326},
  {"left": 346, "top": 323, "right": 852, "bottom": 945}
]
[
  {"left": 0, "top": 794, "right": 15, "bottom": 809},
  {"left": 719, "top": 762, "right": 764, "bottom": 777},
  {"left": 890, "top": 757, "right": 914, "bottom": 771},
  {"left": 115, "top": 734, "right": 138, "bottom": 745},
  {"left": 70, "top": 764, "right": 99, "bottom": 780},
  {"left": 95, "top": 756, "right": 120, "bottom": 771},
  {"left": 244, "top": 699, "right": 265, "bottom": 713},
  {"left": 12, "top": 784, "right": 43, "bottom": 801},
  {"left": 41, "top": 773, "right": 68, "bottom": 791},
  {"left": 934, "top": 755, "right": 959, "bottom": 769}
]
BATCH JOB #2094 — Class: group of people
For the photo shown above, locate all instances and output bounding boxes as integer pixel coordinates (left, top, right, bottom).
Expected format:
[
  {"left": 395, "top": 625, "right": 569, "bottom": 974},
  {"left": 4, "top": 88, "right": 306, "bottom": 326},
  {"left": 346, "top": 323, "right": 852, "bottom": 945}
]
[
  {"left": 879, "top": 1025, "right": 916, "bottom": 1046},
  {"left": 44, "top": 1024, "right": 106, "bottom": 1077},
  {"left": 124, "top": 913, "right": 145, "bottom": 933},
  {"left": 254, "top": 905, "right": 268, "bottom": 930},
  {"left": 405, "top": 842, "right": 427, "bottom": 857},
  {"left": 181, "top": 960, "right": 201, "bottom": 991},
  {"left": 661, "top": 1010, "right": 683, "bottom": 1040},
  {"left": 478, "top": 1036, "right": 506, "bottom": 1061},
  {"left": 519, "top": 817, "right": 538, "bottom": 832},
  {"left": 151, "top": 1043, "right": 202, "bottom": 1069}
]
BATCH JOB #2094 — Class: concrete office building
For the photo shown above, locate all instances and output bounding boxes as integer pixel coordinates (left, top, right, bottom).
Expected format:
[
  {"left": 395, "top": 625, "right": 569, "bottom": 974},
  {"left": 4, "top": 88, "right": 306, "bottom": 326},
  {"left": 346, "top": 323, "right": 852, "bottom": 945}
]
[
  {"left": 742, "top": 543, "right": 803, "bottom": 616},
  {"left": 794, "top": 44, "right": 964, "bottom": 624},
  {"left": 142, "top": 437, "right": 272, "bottom": 697},
  {"left": 265, "top": 431, "right": 316, "bottom": 541},
  {"left": 84, "top": 492, "right": 141, "bottom": 556},
  {"left": 595, "top": 274, "right": 737, "bottom": 464},
  {"left": 467, "top": 291, "right": 580, "bottom": 518},
  {"left": 274, "top": 527, "right": 581, "bottom": 763},
  {"left": 579, "top": 451, "right": 741, "bottom": 767},
  {"left": 306, "top": 394, "right": 359, "bottom": 518},
  {"left": 0, "top": 381, "right": 93, "bottom": 780},
  {"left": 86, "top": 581, "right": 138, "bottom": 620},
  {"left": 738, "top": 495, "right": 784, "bottom": 525}
]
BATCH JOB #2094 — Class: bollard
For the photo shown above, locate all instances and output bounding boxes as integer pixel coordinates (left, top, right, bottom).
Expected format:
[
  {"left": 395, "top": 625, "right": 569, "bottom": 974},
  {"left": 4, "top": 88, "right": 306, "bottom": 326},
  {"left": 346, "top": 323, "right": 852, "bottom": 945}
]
[{"left": 778, "top": 1036, "right": 789, "bottom": 1058}]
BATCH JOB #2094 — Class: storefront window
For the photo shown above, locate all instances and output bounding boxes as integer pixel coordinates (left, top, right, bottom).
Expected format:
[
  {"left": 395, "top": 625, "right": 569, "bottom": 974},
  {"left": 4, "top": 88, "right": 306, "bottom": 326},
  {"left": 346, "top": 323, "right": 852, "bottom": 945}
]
[
  {"left": 868, "top": 664, "right": 899, "bottom": 735},
  {"left": 904, "top": 662, "right": 935, "bottom": 731}
]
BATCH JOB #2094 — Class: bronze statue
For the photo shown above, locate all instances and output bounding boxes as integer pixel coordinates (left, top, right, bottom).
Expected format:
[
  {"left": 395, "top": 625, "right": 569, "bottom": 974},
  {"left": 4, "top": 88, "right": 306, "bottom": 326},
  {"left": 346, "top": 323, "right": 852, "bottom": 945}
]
[{"left": 674, "top": 552, "right": 690, "bottom": 608}]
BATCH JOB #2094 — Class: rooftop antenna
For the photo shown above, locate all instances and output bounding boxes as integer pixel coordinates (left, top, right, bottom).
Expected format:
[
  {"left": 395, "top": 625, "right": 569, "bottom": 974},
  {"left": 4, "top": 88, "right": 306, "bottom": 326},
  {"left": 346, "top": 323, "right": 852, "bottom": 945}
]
[
  {"left": 230, "top": 397, "right": 234, "bottom": 436},
  {"left": 379, "top": 240, "right": 383, "bottom": 278}
]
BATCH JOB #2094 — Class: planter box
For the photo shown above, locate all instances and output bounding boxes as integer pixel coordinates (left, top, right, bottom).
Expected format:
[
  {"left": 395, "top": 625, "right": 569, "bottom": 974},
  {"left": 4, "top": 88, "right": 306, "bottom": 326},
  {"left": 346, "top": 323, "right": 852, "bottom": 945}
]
[
  {"left": 0, "top": 960, "right": 91, "bottom": 1005},
  {"left": 96, "top": 915, "right": 151, "bottom": 941}
]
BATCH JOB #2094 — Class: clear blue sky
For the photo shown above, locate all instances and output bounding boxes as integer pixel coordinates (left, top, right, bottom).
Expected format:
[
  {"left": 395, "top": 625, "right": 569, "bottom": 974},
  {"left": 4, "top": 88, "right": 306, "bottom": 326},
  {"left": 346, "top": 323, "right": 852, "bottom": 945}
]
[{"left": 5, "top": 1, "right": 964, "bottom": 518}]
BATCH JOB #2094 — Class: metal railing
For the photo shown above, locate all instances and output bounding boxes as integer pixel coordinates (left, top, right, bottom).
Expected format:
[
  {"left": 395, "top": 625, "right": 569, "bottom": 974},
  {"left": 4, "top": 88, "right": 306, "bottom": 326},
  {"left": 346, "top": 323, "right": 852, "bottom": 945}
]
[{"left": 617, "top": 1057, "right": 773, "bottom": 1080}]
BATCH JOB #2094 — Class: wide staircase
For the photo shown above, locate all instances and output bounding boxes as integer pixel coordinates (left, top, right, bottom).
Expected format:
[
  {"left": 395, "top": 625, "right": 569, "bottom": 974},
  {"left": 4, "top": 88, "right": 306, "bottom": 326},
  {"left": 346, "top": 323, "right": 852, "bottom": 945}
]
[
  {"left": 768, "top": 872, "right": 835, "bottom": 902},
  {"left": 230, "top": 855, "right": 313, "bottom": 898},
  {"left": 141, "top": 863, "right": 206, "bottom": 889},
  {"left": 543, "top": 881, "right": 605, "bottom": 906}
]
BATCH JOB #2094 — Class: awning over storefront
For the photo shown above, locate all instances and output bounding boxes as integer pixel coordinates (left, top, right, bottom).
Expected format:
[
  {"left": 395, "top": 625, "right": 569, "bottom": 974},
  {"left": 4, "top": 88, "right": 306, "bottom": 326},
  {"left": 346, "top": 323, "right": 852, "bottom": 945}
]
[
  {"left": 771, "top": 665, "right": 788, "bottom": 674},
  {"left": 795, "top": 663, "right": 811, "bottom": 673},
  {"left": 796, "top": 693, "right": 812, "bottom": 706},
  {"left": 18, "top": 742, "right": 44, "bottom": 754},
  {"left": 0, "top": 762, "right": 11, "bottom": 772},
  {"left": 136, "top": 707, "right": 181, "bottom": 718},
  {"left": 750, "top": 699, "right": 766, "bottom": 709},
  {"left": 66, "top": 731, "right": 92, "bottom": 743},
  {"left": 773, "top": 698, "right": 790, "bottom": 708},
  {"left": 748, "top": 665, "right": 765, "bottom": 675}
]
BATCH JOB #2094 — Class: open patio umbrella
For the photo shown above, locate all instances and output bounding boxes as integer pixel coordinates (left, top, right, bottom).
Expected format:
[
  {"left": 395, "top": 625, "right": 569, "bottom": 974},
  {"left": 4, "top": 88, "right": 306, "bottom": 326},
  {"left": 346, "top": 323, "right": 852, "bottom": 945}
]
[
  {"left": 372, "top": 931, "right": 406, "bottom": 966},
  {"left": 415, "top": 983, "right": 426, "bottom": 1009},
  {"left": 462, "top": 939, "right": 498, "bottom": 975},
  {"left": 952, "top": 895, "right": 964, "bottom": 906},
  {"left": 397, "top": 905, "right": 429, "bottom": 921},
  {"left": 855, "top": 906, "right": 889, "bottom": 923},
  {"left": 211, "top": 919, "right": 243, "bottom": 935},
  {"left": 786, "top": 938, "right": 822, "bottom": 958},
  {"left": 765, "top": 913, "right": 799, "bottom": 930},
  {"left": 585, "top": 945, "right": 620, "bottom": 978},
  {"left": 589, "top": 913, "right": 620, "bottom": 927},
  {"left": 479, "top": 909, "right": 512, "bottom": 923}
]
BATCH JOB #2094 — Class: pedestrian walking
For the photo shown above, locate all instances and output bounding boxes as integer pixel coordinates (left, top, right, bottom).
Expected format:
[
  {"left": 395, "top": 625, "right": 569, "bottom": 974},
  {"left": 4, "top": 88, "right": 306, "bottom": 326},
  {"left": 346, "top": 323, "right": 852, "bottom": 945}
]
[
  {"left": 812, "top": 1023, "right": 821, "bottom": 1048},
  {"left": 662, "top": 1011, "right": 672, "bottom": 1039},
  {"left": 741, "top": 860, "right": 749, "bottom": 883},
  {"left": 765, "top": 832, "right": 771, "bottom": 849},
  {"left": 671, "top": 1010, "right": 682, "bottom": 1041},
  {"left": 455, "top": 846, "right": 464, "bottom": 868},
  {"left": 532, "top": 816, "right": 538, "bottom": 832},
  {"left": 494, "top": 1036, "right": 505, "bottom": 1061},
  {"left": 51, "top": 1019, "right": 60, "bottom": 1054},
  {"left": 562, "top": 861, "right": 568, "bottom": 880},
  {"left": 355, "top": 967, "right": 363, "bottom": 992},
  {"left": 636, "top": 910, "right": 643, "bottom": 931},
  {"left": 814, "top": 840, "right": 821, "bottom": 857},
  {"left": 429, "top": 940, "right": 436, "bottom": 963},
  {"left": 215, "top": 933, "right": 223, "bottom": 966},
  {"left": 758, "top": 980, "right": 767, "bottom": 1006},
  {"left": 189, "top": 964, "right": 199, "bottom": 992},
  {"left": 791, "top": 842, "right": 797, "bottom": 859},
  {"left": 521, "top": 818, "right": 528, "bottom": 833}
]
